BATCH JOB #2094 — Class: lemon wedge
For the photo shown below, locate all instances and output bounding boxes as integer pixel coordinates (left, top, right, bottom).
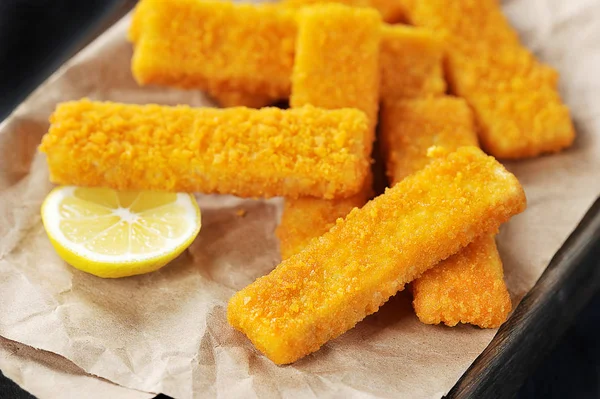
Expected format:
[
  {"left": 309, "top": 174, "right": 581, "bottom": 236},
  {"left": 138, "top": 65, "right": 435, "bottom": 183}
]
[{"left": 41, "top": 186, "right": 201, "bottom": 278}]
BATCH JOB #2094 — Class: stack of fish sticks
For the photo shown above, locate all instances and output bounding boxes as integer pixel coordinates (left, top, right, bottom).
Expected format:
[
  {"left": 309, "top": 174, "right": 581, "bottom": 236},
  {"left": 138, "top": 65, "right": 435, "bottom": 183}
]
[{"left": 39, "top": 0, "right": 576, "bottom": 364}]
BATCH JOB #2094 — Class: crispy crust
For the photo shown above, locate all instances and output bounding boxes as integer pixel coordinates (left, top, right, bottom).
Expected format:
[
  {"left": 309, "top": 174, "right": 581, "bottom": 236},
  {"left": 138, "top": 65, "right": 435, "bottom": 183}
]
[
  {"left": 276, "top": 4, "right": 380, "bottom": 259},
  {"left": 405, "top": 0, "right": 575, "bottom": 158},
  {"left": 281, "top": 0, "right": 406, "bottom": 23},
  {"left": 130, "top": 0, "right": 296, "bottom": 99},
  {"left": 39, "top": 100, "right": 370, "bottom": 199},
  {"left": 276, "top": 177, "right": 373, "bottom": 260},
  {"left": 380, "top": 97, "right": 512, "bottom": 328},
  {"left": 413, "top": 235, "right": 512, "bottom": 328},
  {"left": 130, "top": 1, "right": 443, "bottom": 108},
  {"left": 379, "top": 25, "right": 446, "bottom": 101},
  {"left": 228, "top": 147, "right": 526, "bottom": 364},
  {"left": 380, "top": 96, "right": 477, "bottom": 184},
  {"left": 290, "top": 4, "right": 381, "bottom": 136}
]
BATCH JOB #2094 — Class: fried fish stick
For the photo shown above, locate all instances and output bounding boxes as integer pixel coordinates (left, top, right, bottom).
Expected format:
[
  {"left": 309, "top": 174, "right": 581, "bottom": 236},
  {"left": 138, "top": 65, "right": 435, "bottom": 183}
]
[
  {"left": 379, "top": 25, "right": 445, "bottom": 101},
  {"left": 467, "top": 89, "right": 574, "bottom": 159},
  {"left": 380, "top": 97, "right": 477, "bottom": 183},
  {"left": 39, "top": 100, "right": 370, "bottom": 199},
  {"left": 130, "top": 0, "right": 296, "bottom": 99},
  {"left": 131, "top": 1, "right": 444, "bottom": 107},
  {"left": 405, "top": 0, "right": 520, "bottom": 50},
  {"left": 281, "top": 0, "right": 406, "bottom": 23},
  {"left": 404, "top": 0, "right": 575, "bottom": 158},
  {"left": 413, "top": 235, "right": 511, "bottom": 328},
  {"left": 228, "top": 147, "right": 526, "bottom": 364},
  {"left": 276, "top": 5, "right": 380, "bottom": 259},
  {"left": 381, "top": 97, "right": 511, "bottom": 328},
  {"left": 290, "top": 4, "right": 381, "bottom": 136}
]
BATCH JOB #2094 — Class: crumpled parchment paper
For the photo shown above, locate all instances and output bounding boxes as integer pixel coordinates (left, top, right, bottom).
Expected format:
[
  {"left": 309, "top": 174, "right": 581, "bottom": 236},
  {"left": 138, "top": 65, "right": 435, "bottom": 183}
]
[
  {"left": 1, "top": 0, "right": 599, "bottom": 397},
  {"left": 0, "top": 337, "right": 153, "bottom": 399}
]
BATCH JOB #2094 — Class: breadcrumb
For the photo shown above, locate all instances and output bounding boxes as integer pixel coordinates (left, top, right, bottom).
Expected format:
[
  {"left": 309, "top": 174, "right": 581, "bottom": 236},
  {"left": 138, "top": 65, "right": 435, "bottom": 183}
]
[
  {"left": 39, "top": 100, "right": 370, "bottom": 199},
  {"left": 228, "top": 147, "right": 526, "bottom": 364},
  {"left": 406, "top": 0, "right": 521, "bottom": 50},
  {"left": 381, "top": 97, "right": 512, "bottom": 328},
  {"left": 405, "top": 0, "right": 575, "bottom": 158},
  {"left": 276, "top": 178, "right": 373, "bottom": 260},
  {"left": 379, "top": 25, "right": 446, "bottom": 101},
  {"left": 130, "top": 0, "right": 296, "bottom": 99},
  {"left": 130, "top": 1, "right": 444, "bottom": 108},
  {"left": 413, "top": 235, "right": 512, "bottom": 328},
  {"left": 290, "top": 4, "right": 381, "bottom": 137},
  {"left": 380, "top": 97, "right": 477, "bottom": 184},
  {"left": 468, "top": 89, "right": 575, "bottom": 158},
  {"left": 276, "top": 5, "right": 380, "bottom": 260},
  {"left": 281, "top": 0, "right": 406, "bottom": 23}
]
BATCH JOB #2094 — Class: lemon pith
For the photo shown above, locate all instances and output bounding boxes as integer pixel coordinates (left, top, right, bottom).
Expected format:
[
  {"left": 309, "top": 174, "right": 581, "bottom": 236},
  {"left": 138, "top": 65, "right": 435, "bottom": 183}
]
[{"left": 41, "top": 186, "right": 201, "bottom": 278}]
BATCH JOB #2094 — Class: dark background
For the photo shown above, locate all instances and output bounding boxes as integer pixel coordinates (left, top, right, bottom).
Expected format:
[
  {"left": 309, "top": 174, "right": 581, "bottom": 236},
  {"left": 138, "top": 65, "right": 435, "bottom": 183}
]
[{"left": 0, "top": 0, "right": 598, "bottom": 398}]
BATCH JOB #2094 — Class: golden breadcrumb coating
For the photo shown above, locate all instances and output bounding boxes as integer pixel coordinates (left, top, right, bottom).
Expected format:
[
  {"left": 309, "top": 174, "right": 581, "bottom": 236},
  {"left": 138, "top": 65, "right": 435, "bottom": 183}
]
[
  {"left": 208, "top": 24, "right": 445, "bottom": 108},
  {"left": 380, "top": 97, "right": 477, "bottom": 184},
  {"left": 405, "top": 0, "right": 575, "bottom": 158},
  {"left": 39, "top": 100, "right": 370, "bottom": 199},
  {"left": 413, "top": 235, "right": 512, "bottom": 328},
  {"left": 276, "top": 177, "right": 373, "bottom": 260},
  {"left": 290, "top": 4, "right": 381, "bottom": 137},
  {"left": 406, "top": 0, "right": 520, "bottom": 50},
  {"left": 228, "top": 147, "right": 526, "bottom": 364},
  {"left": 381, "top": 97, "right": 511, "bottom": 328},
  {"left": 446, "top": 49, "right": 559, "bottom": 94},
  {"left": 127, "top": 0, "right": 148, "bottom": 44},
  {"left": 277, "top": 5, "right": 380, "bottom": 260},
  {"left": 468, "top": 89, "right": 574, "bottom": 159},
  {"left": 281, "top": 0, "right": 406, "bottom": 23},
  {"left": 130, "top": 1, "right": 444, "bottom": 108},
  {"left": 130, "top": 0, "right": 296, "bottom": 99},
  {"left": 206, "top": 24, "right": 445, "bottom": 108},
  {"left": 379, "top": 25, "right": 446, "bottom": 101}
]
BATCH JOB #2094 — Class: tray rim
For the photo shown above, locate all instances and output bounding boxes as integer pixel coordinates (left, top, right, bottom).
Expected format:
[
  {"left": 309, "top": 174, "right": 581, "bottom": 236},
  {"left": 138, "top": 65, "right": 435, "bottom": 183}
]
[{"left": 447, "top": 196, "right": 600, "bottom": 398}]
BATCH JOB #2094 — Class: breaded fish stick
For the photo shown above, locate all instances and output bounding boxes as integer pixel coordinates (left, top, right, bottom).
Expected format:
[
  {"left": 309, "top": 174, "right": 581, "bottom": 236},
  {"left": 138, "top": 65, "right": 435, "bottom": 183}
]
[
  {"left": 228, "top": 147, "right": 526, "bottom": 364},
  {"left": 39, "top": 100, "right": 370, "bottom": 199},
  {"left": 130, "top": 0, "right": 296, "bottom": 99},
  {"left": 130, "top": 1, "right": 443, "bottom": 108},
  {"left": 413, "top": 235, "right": 511, "bottom": 328},
  {"left": 289, "top": 4, "right": 381, "bottom": 144},
  {"left": 404, "top": 0, "right": 575, "bottom": 158},
  {"left": 276, "top": 5, "right": 380, "bottom": 259},
  {"left": 379, "top": 25, "right": 445, "bottom": 101},
  {"left": 282, "top": 0, "right": 405, "bottom": 23},
  {"left": 381, "top": 97, "right": 511, "bottom": 328}
]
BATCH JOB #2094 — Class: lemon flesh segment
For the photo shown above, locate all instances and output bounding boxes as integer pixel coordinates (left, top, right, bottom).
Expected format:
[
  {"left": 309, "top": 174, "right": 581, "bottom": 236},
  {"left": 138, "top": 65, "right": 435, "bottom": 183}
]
[{"left": 41, "top": 186, "right": 201, "bottom": 278}]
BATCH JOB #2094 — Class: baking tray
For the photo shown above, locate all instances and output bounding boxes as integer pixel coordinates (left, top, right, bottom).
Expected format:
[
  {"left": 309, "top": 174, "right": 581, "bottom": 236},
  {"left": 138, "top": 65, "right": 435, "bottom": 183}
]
[{"left": 1, "top": 2, "right": 599, "bottom": 398}]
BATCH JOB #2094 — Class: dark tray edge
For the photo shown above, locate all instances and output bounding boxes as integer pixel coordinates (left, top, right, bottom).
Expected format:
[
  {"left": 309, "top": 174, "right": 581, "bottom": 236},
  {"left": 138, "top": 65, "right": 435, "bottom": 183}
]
[{"left": 448, "top": 196, "right": 600, "bottom": 398}]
